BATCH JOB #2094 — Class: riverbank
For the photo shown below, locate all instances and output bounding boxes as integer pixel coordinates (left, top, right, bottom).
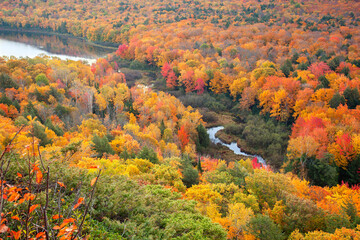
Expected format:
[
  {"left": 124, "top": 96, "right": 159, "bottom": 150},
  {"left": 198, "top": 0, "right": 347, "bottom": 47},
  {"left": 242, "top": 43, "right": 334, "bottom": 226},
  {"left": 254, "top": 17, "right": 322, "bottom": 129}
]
[
  {"left": 0, "top": 27, "right": 118, "bottom": 50},
  {"left": 207, "top": 126, "right": 267, "bottom": 166}
]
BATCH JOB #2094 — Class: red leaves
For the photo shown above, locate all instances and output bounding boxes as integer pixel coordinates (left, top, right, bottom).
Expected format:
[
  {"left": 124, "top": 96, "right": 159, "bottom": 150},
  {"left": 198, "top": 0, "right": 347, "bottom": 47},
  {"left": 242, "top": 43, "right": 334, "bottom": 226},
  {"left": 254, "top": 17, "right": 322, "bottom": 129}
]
[
  {"left": 194, "top": 78, "right": 205, "bottom": 95},
  {"left": 116, "top": 44, "right": 129, "bottom": 58},
  {"left": 308, "top": 62, "right": 331, "bottom": 78},
  {"left": 162, "top": 63, "right": 178, "bottom": 89},
  {"left": 251, "top": 157, "right": 263, "bottom": 169},
  {"left": 161, "top": 63, "right": 172, "bottom": 78}
]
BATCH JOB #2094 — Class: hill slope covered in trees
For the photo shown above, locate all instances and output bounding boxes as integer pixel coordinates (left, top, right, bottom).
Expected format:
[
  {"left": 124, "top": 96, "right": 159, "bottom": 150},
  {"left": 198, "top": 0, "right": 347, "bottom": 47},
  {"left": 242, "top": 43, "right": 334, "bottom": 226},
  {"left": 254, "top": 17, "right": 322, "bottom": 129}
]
[{"left": 0, "top": 0, "right": 360, "bottom": 238}]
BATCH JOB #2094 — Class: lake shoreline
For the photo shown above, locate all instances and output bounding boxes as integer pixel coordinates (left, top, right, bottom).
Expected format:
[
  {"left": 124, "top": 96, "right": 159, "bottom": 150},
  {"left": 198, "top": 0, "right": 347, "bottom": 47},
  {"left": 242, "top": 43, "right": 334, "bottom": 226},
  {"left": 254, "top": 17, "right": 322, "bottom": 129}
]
[{"left": 0, "top": 27, "right": 118, "bottom": 51}]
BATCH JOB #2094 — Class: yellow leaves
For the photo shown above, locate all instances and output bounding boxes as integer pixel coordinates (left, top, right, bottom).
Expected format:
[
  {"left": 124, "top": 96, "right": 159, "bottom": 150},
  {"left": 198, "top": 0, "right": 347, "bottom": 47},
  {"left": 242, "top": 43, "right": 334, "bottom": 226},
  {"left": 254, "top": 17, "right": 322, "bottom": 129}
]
[
  {"left": 229, "top": 77, "right": 248, "bottom": 99},
  {"left": 311, "top": 88, "right": 335, "bottom": 104},
  {"left": 185, "top": 184, "right": 223, "bottom": 204},
  {"left": 79, "top": 119, "right": 107, "bottom": 137},
  {"left": 228, "top": 203, "right": 254, "bottom": 237},
  {"left": 266, "top": 200, "right": 286, "bottom": 225},
  {"left": 110, "top": 134, "right": 140, "bottom": 155},
  {"left": 287, "top": 136, "right": 320, "bottom": 160},
  {"left": 126, "top": 164, "right": 140, "bottom": 176}
]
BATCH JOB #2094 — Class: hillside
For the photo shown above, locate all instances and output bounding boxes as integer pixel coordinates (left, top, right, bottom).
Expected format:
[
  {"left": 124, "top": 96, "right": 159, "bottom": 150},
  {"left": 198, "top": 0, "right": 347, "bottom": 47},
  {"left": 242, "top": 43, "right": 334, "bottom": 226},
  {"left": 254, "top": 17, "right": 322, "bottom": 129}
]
[{"left": 0, "top": 0, "right": 360, "bottom": 239}]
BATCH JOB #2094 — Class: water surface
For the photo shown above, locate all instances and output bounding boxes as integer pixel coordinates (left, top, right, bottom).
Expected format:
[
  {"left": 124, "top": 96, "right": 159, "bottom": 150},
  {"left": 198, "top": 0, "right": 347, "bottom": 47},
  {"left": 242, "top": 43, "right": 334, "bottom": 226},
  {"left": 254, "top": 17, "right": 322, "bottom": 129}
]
[
  {"left": 207, "top": 126, "right": 267, "bottom": 166},
  {"left": 0, "top": 30, "right": 115, "bottom": 64}
]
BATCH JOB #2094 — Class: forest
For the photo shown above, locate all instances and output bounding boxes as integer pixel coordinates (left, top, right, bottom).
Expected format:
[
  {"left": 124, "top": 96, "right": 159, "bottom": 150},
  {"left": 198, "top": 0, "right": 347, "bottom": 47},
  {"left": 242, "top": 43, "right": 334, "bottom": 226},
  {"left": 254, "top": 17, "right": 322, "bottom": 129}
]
[{"left": 0, "top": 0, "right": 360, "bottom": 239}]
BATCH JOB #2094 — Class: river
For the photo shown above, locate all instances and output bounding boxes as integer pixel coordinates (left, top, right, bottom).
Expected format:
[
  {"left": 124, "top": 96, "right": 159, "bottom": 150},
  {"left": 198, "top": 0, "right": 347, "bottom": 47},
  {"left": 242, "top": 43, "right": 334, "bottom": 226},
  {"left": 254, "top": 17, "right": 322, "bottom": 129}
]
[
  {"left": 207, "top": 126, "right": 267, "bottom": 166},
  {"left": 0, "top": 30, "right": 115, "bottom": 64}
]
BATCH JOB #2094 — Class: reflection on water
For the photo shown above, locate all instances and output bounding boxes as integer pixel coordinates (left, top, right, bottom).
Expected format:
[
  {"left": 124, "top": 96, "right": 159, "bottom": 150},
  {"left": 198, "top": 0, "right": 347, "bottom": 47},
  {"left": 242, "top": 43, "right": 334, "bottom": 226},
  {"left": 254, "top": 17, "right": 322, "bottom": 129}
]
[
  {"left": 0, "top": 31, "right": 115, "bottom": 63},
  {"left": 207, "top": 126, "right": 266, "bottom": 166}
]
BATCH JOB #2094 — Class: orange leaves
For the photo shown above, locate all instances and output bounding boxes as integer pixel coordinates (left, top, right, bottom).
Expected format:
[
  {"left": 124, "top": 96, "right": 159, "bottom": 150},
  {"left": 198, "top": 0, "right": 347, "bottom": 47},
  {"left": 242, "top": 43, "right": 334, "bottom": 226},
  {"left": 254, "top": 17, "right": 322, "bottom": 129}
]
[
  {"left": 73, "top": 197, "right": 84, "bottom": 210},
  {"left": 53, "top": 218, "right": 76, "bottom": 230},
  {"left": 11, "top": 230, "right": 21, "bottom": 239},
  {"left": 0, "top": 224, "right": 9, "bottom": 233},
  {"left": 11, "top": 216, "right": 20, "bottom": 221},
  {"left": 36, "top": 170, "right": 43, "bottom": 184},
  {"left": 178, "top": 125, "right": 189, "bottom": 151},
  {"left": 57, "top": 182, "right": 66, "bottom": 188},
  {"left": 90, "top": 177, "right": 97, "bottom": 186},
  {"left": 53, "top": 218, "right": 78, "bottom": 239},
  {"left": 29, "top": 204, "right": 39, "bottom": 214},
  {"left": 52, "top": 214, "right": 63, "bottom": 220},
  {"left": 35, "top": 232, "right": 46, "bottom": 239}
]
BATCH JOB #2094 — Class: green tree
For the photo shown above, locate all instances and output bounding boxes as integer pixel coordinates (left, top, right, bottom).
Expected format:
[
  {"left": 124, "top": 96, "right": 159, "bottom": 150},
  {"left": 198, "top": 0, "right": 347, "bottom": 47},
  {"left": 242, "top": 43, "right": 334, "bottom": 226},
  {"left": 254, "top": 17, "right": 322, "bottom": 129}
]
[
  {"left": 247, "top": 215, "right": 285, "bottom": 240},
  {"left": 92, "top": 134, "right": 114, "bottom": 157},
  {"left": 196, "top": 123, "right": 210, "bottom": 152},
  {"left": 343, "top": 87, "right": 360, "bottom": 109},
  {"left": 280, "top": 59, "right": 294, "bottom": 77},
  {"left": 137, "top": 146, "right": 159, "bottom": 164},
  {"left": 329, "top": 92, "right": 345, "bottom": 108},
  {"left": 181, "top": 155, "right": 199, "bottom": 188},
  {"left": 35, "top": 73, "right": 50, "bottom": 86}
]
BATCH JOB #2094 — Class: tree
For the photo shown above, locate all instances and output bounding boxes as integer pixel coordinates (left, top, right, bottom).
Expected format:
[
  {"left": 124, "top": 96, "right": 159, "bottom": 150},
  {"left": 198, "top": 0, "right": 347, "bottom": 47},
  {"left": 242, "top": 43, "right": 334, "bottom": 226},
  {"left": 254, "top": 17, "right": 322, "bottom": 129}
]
[
  {"left": 35, "top": 73, "right": 50, "bottom": 86},
  {"left": 137, "top": 146, "right": 159, "bottom": 164},
  {"left": 178, "top": 125, "right": 189, "bottom": 151},
  {"left": 343, "top": 87, "right": 360, "bottom": 109},
  {"left": 181, "top": 155, "right": 199, "bottom": 188},
  {"left": 246, "top": 215, "right": 285, "bottom": 240},
  {"left": 329, "top": 92, "right": 345, "bottom": 108},
  {"left": 92, "top": 134, "right": 114, "bottom": 157},
  {"left": 280, "top": 59, "right": 294, "bottom": 77},
  {"left": 196, "top": 123, "right": 210, "bottom": 152},
  {"left": 227, "top": 203, "right": 254, "bottom": 238}
]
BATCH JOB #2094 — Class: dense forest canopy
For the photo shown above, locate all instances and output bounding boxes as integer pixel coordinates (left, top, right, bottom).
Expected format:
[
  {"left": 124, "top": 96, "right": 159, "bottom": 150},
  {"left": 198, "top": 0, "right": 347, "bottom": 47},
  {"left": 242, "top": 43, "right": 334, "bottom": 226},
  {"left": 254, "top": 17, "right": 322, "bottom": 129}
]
[{"left": 0, "top": 0, "right": 360, "bottom": 239}]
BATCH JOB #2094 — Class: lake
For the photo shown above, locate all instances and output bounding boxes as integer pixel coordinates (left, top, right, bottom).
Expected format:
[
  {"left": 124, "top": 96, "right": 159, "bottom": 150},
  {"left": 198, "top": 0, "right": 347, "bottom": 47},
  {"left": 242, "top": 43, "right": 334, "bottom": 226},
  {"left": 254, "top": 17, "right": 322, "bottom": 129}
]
[{"left": 0, "top": 30, "right": 116, "bottom": 64}]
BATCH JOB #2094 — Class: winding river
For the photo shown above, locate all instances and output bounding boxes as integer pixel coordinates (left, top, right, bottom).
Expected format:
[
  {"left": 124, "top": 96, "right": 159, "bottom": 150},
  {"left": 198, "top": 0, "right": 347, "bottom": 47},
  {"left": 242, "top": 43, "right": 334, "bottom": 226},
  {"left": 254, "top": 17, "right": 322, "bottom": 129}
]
[{"left": 207, "top": 126, "right": 267, "bottom": 166}]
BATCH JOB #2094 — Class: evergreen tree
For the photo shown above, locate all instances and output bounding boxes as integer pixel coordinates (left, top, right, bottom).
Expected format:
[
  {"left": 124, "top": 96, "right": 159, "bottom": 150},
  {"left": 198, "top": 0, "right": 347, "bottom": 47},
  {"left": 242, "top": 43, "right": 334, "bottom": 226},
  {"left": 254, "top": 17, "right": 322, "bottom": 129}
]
[
  {"left": 343, "top": 87, "right": 360, "bottom": 109},
  {"left": 329, "top": 92, "right": 345, "bottom": 108},
  {"left": 196, "top": 123, "right": 210, "bottom": 152},
  {"left": 197, "top": 156, "right": 203, "bottom": 173},
  {"left": 92, "top": 134, "right": 114, "bottom": 157},
  {"left": 181, "top": 155, "right": 199, "bottom": 188},
  {"left": 137, "top": 146, "right": 159, "bottom": 164},
  {"left": 247, "top": 215, "right": 286, "bottom": 240}
]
